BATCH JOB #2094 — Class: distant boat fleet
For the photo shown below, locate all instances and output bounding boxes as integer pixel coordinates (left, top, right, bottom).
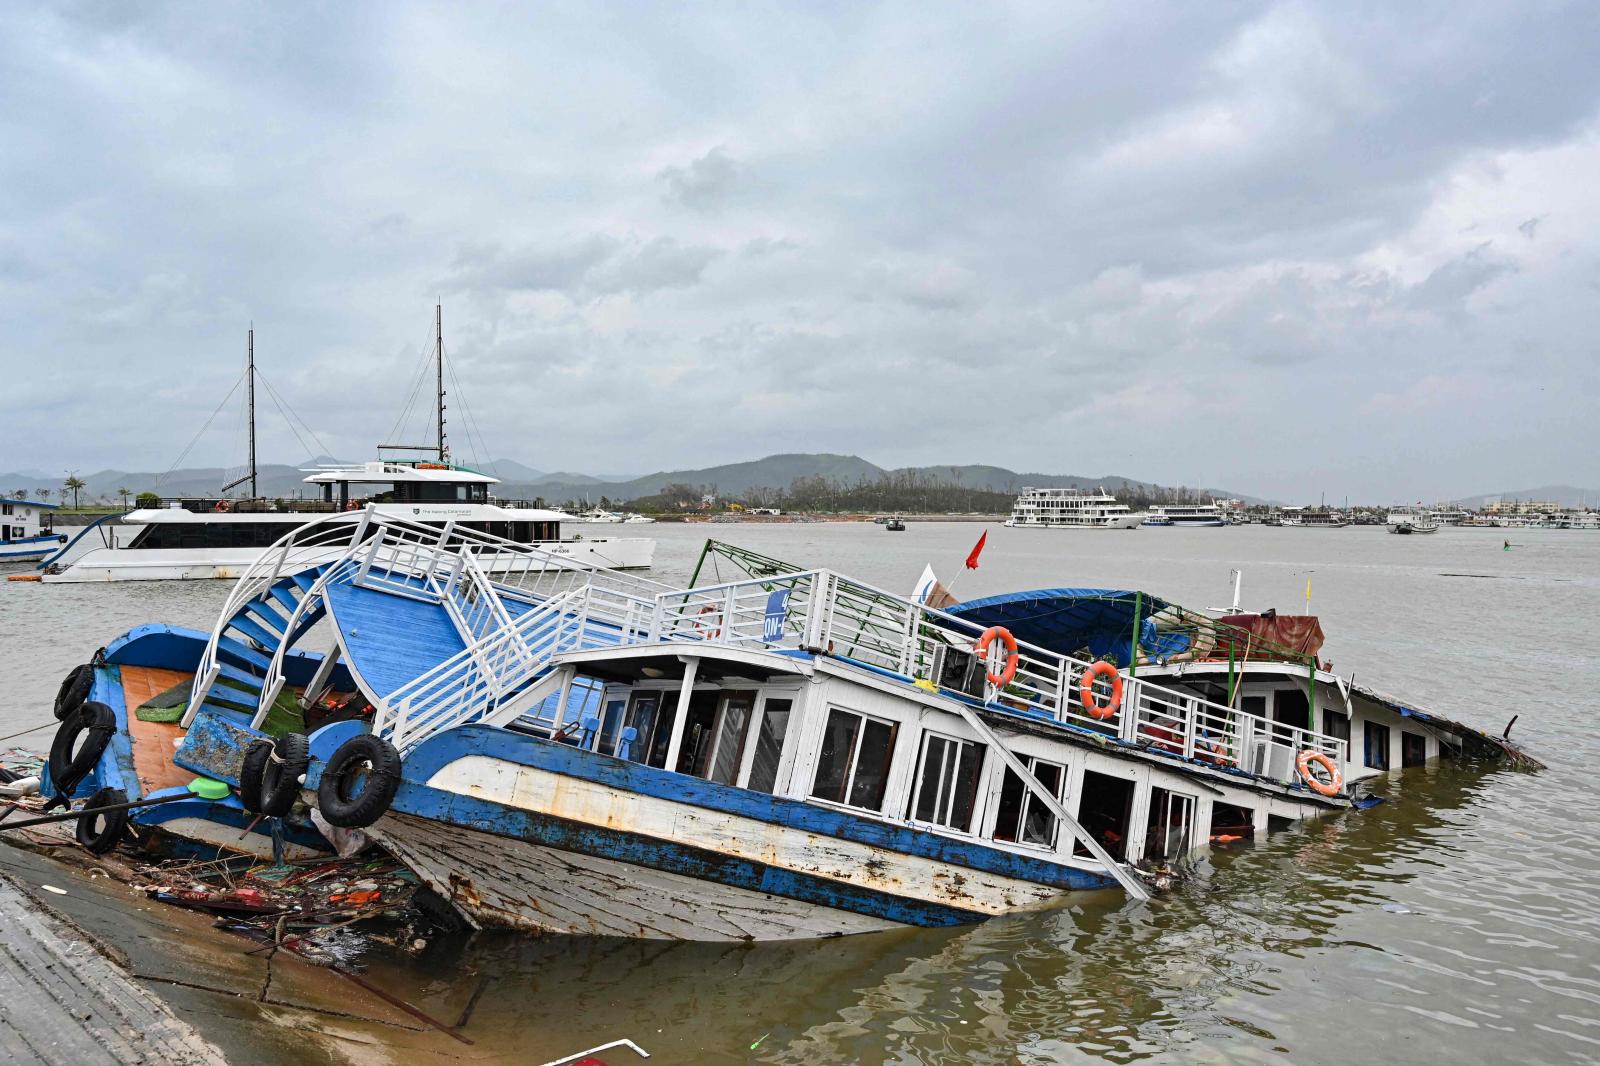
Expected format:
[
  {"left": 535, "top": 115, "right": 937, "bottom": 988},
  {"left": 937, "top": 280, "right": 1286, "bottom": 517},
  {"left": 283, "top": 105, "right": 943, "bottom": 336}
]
[{"left": 997, "top": 487, "right": 1599, "bottom": 533}]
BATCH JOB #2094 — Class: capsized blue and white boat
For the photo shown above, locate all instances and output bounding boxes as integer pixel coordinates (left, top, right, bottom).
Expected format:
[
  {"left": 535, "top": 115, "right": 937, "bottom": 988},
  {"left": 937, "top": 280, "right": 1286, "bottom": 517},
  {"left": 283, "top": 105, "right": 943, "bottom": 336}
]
[{"left": 123, "top": 513, "right": 1530, "bottom": 942}]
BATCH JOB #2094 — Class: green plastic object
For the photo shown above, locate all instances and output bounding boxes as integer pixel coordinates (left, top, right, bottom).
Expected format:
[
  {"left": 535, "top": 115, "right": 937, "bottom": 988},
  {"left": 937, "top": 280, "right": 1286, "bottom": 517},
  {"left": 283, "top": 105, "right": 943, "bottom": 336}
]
[{"left": 188, "top": 777, "right": 231, "bottom": 801}]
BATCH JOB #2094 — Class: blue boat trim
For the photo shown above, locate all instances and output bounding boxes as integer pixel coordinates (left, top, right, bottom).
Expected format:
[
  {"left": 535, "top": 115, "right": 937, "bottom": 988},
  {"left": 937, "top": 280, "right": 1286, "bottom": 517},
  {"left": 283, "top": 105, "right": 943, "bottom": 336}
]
[{"left": 400, "top": 726, "right": 1115, "bottom": 892}]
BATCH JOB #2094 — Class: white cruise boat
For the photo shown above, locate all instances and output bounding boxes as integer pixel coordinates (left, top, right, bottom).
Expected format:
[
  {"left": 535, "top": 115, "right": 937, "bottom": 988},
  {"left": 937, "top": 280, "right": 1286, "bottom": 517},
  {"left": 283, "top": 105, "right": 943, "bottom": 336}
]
[
  {"left": 38, "top": 309, "right": 654, "bottom": 582},
  {"left": 1004, "top": 487, "right": 1146, "bottom": 529},
  {"left": 1, "top": 498, "right": 68, "bottom": 562},
  {"left": 40, "top": 461, "right": 654, "bottom": 582},
  {"left": 1387, "top": 509, "right": 1439, "bottom": 534},
  {"left": 1144, "top": 503, "right": 1226, "bottom": 527}
]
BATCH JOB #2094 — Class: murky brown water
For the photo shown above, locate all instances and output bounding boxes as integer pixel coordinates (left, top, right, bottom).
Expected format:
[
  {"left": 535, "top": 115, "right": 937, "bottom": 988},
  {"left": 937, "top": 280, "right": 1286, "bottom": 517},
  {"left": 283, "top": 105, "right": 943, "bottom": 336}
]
[{"left": 4, "top": 522, "right": 1597, "bottom": 1064}]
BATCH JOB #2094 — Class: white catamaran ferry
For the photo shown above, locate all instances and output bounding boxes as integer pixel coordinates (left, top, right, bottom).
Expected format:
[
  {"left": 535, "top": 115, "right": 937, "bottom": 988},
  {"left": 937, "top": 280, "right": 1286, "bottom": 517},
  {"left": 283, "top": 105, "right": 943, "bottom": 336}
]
[
  {"left": 37, "top": 311, "right": 654, "bottom": 582},
  {"left": 1144, "top": 503, "right": 1226, "bottom": 527},
  {"left": 40, "top": 461, "right": 654, "bottom": 582},
  {"left": 1005, "top": 488, "right": 1146, "bottom": 529}
]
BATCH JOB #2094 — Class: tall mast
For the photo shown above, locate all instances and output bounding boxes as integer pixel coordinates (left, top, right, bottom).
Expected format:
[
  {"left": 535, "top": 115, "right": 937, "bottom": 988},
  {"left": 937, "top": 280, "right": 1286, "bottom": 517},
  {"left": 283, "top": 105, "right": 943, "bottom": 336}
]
[
  {"left": 247, "top": 326, "right": 257, "bottom": 498},
  {"left": 436, "top": 302, "right": 447, "bottom": 463}
]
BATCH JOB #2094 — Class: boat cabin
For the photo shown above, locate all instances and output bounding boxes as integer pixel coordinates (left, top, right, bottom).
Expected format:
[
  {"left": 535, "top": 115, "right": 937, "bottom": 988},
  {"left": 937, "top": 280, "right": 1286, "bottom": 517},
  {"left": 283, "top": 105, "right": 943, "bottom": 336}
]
[{"left": 0, "top": 497, "right": 66, "bottom": 562}]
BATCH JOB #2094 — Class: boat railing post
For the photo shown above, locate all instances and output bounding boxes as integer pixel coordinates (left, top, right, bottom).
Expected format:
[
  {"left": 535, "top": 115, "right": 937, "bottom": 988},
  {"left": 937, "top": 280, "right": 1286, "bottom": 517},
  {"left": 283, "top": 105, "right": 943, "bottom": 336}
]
[
  {"left": 723, "top": 587, "right": 736, "bottom": 645},
  {"left": 1118, "top": 679, "right": 1141, "bottom": 742},
  {"left": 1238, "top": 716, "right": 1256, "bottom": 773},
  {"left": 1182, "top": 697, "right": 1198, "bottom": 760},
  {"left": 803, "top": 571, "right": 831, "bottom": 652}
]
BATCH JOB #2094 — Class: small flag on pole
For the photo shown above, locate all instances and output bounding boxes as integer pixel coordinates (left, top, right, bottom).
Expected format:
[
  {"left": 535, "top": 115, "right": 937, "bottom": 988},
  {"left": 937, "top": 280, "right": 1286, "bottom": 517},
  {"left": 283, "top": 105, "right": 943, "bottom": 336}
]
[
  {"left": 965, "top": 531, "right": 988, "bottom": 570},
  {"left": 912, "top": 565, "right": 958, "bottom": 609}
]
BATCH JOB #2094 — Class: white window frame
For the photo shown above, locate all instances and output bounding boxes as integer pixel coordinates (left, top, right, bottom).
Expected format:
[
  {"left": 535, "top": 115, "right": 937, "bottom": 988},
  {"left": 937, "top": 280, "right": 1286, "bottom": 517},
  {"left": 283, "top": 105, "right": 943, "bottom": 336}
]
[
  {"left": 906, "top": 729, "right": 986, "bottom": 834},
  {"left": 808, "top": 705, "right": 899, "bottom": 813},
  {"left": 735, "top": 689, "right": 801, "bottom": 792},
  {"left": 989, "top": 753, "right": 1069, "bottom": 852},
  {"left": 1146, "top": 786, "right": 1199, "bottom": 861}
]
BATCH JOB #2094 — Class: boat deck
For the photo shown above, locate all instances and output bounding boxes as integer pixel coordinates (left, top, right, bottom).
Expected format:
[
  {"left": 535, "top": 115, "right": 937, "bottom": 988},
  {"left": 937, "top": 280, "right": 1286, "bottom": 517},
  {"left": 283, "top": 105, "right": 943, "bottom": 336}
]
[{"left": 119, "top": 665, "right": 195, "bottom": 795}]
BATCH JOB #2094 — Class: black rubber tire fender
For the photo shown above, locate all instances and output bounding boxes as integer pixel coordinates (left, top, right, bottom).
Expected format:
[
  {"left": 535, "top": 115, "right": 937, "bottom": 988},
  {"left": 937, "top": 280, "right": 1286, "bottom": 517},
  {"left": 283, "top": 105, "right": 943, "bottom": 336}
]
[
  {"left": 54, "top": 664, "right": 94, "bottom": 721},
  {"left": 48, "top": 701, "right": 116, "bottom": 797},
  {"left": 257, "top": 733, "right": 309, "bottom": 817},
  {"left": 238, "top": 739, "right": 273, "bottom": 814},
  {"left": 317, "top": 734, "right": 401, "bottom": 828},
  {"left": 75, "top": 787, "right": 129, "bottom": 855}
]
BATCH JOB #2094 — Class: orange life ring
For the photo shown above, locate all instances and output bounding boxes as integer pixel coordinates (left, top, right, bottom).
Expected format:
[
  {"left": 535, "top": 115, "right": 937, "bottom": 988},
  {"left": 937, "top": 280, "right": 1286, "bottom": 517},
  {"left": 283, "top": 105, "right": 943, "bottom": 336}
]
[
  {"left": 1295, "top": 750, "right": 1343, "bottom": 796},
  {"left": 213, "top": 499, "right": 232, "bottom": 513},
  {"left": 974, "top": 626, "right": 1019, "bottom": 688},
  {"left": 344, "top": 500, "right": 359, "bottom": 511},
  {"left": 1079, "top": 660, "right": 1123, "bottom": 720},
  {"left": 693, "top": 604, "right": 722, "bottom": 639}
]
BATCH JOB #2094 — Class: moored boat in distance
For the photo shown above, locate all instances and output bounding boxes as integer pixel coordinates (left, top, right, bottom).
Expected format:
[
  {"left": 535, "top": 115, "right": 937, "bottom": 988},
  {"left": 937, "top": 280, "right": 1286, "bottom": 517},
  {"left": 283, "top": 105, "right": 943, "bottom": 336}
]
[
  {"left": 1387, "top": 508, "right": 1439, "bottom": 534},
  {"left": 39, "top": 462, "right": 654, "bottom": 581},
  {"left": 1144, "top": 503, "right": 1226, "bottom": 527},
  {"left": 1, "top": 497, "right": 68, "bottom": 562},
  {"left": 1005, "top": 487, "right": 1147, "bottom": 529}
]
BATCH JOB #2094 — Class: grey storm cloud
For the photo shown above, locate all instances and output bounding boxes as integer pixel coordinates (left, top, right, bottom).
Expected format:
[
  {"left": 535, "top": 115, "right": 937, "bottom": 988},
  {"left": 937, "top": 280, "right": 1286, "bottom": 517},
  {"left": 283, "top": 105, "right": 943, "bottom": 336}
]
[{"left": 2, "top": 1, "right": 1598, "bottom": 502}]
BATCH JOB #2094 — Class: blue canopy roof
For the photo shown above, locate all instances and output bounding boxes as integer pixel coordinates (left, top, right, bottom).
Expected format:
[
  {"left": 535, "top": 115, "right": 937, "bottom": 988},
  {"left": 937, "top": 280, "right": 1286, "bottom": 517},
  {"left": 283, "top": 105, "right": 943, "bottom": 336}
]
[{"left": 944, "top": 587, "right": 1190, "bottom": 666}]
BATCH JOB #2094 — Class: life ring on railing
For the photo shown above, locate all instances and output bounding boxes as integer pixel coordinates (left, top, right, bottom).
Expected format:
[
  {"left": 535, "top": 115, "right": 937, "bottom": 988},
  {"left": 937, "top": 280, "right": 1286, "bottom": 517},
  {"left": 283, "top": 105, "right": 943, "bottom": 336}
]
[
  {"left": 1079, "top": 661, "right": 1123, "bottom": 720},
  {"left": 974, "top": 626, "right": 1019, "bottom": 687},
  {"left": 692, "top": 604, "right": 723, "bottom": 639},
  {"left": 344, "top": 500, "right": 360, "bottom": 511},
  {"left": 213, "top": 499, "right": 232, "bottom": 513},
  {"left": 1295, "top": 750, "right": 1343, "bottom": 797}
]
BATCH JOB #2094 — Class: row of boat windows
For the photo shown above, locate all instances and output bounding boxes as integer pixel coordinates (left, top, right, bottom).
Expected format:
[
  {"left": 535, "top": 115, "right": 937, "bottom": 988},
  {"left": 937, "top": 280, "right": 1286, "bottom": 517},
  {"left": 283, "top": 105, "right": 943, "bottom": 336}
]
[
  {"left": 591, "top": 688, "right": 1119, "bottom": 856},
  {"left": 125, "top": 520, "right": 562, "bottom": 550}
]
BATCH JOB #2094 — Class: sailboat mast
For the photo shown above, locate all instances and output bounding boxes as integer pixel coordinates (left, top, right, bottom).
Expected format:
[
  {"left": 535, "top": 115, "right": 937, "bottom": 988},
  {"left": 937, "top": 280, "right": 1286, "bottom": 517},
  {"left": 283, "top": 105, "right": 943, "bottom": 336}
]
[
  {"left": 436, "top": 302, "right": 447, "bottom": 463},
  {"left": 247, "top": 326, "right": 257, "bottom": 498}
]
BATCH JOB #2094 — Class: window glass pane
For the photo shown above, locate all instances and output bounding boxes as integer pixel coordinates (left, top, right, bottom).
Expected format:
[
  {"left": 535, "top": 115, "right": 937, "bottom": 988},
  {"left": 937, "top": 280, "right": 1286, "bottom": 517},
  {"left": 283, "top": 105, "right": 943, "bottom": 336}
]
[
  {"left": 624, "top": 695, "right": 658, "bottom": 765},
  {"left": 598, "top": 698, "right": 627, "bottom": 756},
  {"left": 747, "top": 700, "right": 792, "bottom": 794},
  {"left": 948, "top": 741, "right": 985, "bottom": 833},
  {"left": 1022, "top": 761, "right": 1064, "bottom": 846},
  {"left": 811, "top": 709, "right": 860, "bottom": 803},
  {"left": 847, "top": 719, "right": 897, "bottom": 811},
  {"left": 707, "top": 695, "right": 754, "bottom": 785},
  {"left": 993, "top": 768, "right": 1025, "bottom": 841},
  {"left": 913, "top": 736, "right": 950, "bottom": 823}
]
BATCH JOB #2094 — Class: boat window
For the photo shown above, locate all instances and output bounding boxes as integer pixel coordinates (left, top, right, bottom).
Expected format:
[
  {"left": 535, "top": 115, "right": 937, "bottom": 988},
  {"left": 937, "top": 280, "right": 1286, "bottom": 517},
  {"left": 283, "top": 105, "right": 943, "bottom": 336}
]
[
  {"left": 1273, "top": 689, "right": 1310, "bottom": 742},
  {"left": 1209, "top": 802, "right": 1254, "bottom": 844},
  {"left": 745, "top": 698, "right": 793, "bottom": 794},
  {"left": 1146, "top": 787, "right": 1196, "bottom": 860},
  {"left": 991, "top": 756, "right": 1066, "bottom": 848},
  {"left": 810, "top": 707, "right": 898, "bottom": 812},
  {"left": 1401, "top": 731, "right": 1427, "bottom": 768},
  {"left": 1363, "top": 721, "right": 1391, "bottom": 770},
  {"left": 1, "top": 503, "right": 11, "bottom": 515},
  {"left": 680, "top": 691, "right": 755, "bottom": 784},
  {"left": 908, "top": 732, "right": 985, "bottom": 833},
  {"left": 1323, "top": 710, "right": 1351, "bottom": 746},
  {"left": 622, "top": 693, "right": 662, "bottom": 765},
  {"left": 597, "top": 698, "right": 627, "bottom": 756},
  {"left": 1073, "top": 770, "right": 1135, "bottom": 861}
]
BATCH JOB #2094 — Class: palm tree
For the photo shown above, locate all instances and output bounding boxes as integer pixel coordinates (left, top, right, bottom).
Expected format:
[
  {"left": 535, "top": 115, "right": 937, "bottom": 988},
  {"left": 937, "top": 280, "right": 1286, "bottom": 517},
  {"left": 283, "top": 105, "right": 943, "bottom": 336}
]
[
  {"left": 117, "top": 486, "right": 131, "bottom": 508},
  {"left": 63, "top": 475, "right": 86, "bottom": 510}
]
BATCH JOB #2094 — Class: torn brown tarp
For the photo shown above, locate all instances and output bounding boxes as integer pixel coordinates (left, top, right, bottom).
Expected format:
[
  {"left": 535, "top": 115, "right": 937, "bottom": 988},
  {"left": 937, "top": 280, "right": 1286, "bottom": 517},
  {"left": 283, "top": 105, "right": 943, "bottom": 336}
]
[{"left": 1214, "top": 614, "right": 1325, "bottom": 659}]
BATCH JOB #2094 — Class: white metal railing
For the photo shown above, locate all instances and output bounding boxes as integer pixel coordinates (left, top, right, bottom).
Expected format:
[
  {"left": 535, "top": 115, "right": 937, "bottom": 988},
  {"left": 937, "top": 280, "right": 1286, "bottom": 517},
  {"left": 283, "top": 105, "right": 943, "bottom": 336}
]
[
  {"left": 636, "top": 568, "right": 1351, "bottom": 791},
  {"left": 375, "top": 587, "right": 589, "bottom": 752}
]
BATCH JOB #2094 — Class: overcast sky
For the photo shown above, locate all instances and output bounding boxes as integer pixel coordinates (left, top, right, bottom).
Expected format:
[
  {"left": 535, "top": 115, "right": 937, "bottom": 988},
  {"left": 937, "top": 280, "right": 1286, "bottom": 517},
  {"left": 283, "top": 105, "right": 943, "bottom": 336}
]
[{"left": 3, "top": 2, "right": 1597, "bottom": 501}]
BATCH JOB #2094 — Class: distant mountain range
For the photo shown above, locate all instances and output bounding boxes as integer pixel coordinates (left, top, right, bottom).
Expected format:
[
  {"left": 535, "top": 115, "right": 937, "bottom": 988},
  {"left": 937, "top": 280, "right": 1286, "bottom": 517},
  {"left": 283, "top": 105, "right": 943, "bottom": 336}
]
[
  {"left": 0, "top": 452, "right": 1255, "bottom": 505},
  {"left": 6, "top": 453, "right": 1591, "bottom": 508}
]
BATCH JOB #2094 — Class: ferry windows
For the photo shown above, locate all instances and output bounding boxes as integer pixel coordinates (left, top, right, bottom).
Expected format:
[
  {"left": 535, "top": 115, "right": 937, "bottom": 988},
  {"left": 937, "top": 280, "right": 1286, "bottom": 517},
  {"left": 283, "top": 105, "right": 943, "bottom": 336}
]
[
  {"left": 1074, "top": 770, "right": 1135, "bottom": 861},
  {"left": 1401, "top": 731, "right": 1427, "bottom": 768},
  {"left": 673, "top": 690, "right": 728, "bottom": 776},
  {"left": 810, "top": 708, "right": 898, "bottom": 812},
  {"left": 992, "top": 756, "right": 1066, "bottom": 848},
  {"left": 1146, "top": 788, "right": 1196, "bottom": 860},
  {"left": 1363, "top": 721, "right": 1391, "bottom": 770},
  {"left": 909, "top": 733, "right": 985, "bottom": 833},
  {"left": 746, "top": 699, "right": 793, "bottom": 794},
  {"left": 597, "top": 698, "right": 627, "bottom": 756},
  {"left": 687, "top": 691, "right": 755, "bottom": 785}
]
